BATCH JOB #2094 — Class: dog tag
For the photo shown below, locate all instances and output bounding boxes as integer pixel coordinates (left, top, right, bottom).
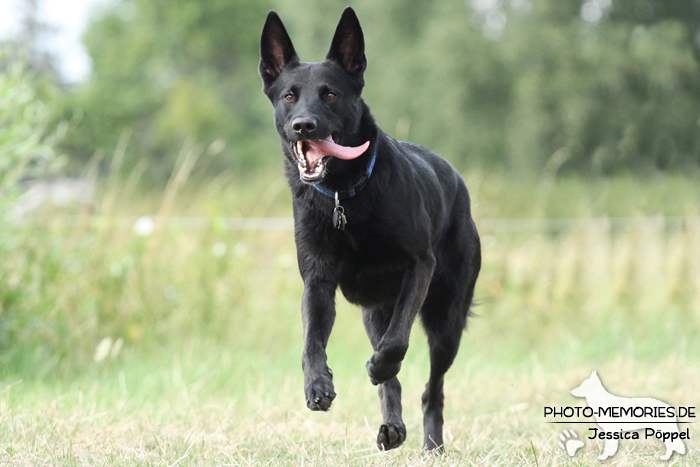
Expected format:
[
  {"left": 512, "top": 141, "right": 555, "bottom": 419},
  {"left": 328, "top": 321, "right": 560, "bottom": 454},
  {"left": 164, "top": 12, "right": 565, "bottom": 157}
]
[
  {"left": 333, "top": 191, "right": 346, "bottom": 230},
  {"left": 333, "top": 206, "right": 346, "bottom": 230}
]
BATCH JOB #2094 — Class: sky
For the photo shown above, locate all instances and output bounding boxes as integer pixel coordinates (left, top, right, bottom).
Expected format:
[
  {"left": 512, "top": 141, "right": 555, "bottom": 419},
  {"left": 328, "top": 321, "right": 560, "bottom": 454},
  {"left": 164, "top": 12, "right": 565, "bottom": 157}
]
[{"left": 0, "top": 0, "right": 99, "bottom": 83}]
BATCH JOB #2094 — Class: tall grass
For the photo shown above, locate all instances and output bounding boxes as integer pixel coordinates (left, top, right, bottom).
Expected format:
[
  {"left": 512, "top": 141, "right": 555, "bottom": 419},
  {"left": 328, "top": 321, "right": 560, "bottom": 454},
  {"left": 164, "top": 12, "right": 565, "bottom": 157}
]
[
  {"left": 1, "top": 165, "right": 699, "bottom": 464},
  {"left": 2, "top": 168, "right": 699, "bottom": 375}
]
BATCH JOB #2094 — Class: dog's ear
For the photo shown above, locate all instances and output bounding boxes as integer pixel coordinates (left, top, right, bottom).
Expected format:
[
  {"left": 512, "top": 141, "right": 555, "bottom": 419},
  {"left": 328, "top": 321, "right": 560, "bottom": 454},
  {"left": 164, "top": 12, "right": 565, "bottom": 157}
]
[
  {"left": 326, "top": 7, "right": 366, "bottom": 79},
  {"left": 259, "top": 11, "right": 299, "bottom": 87}
]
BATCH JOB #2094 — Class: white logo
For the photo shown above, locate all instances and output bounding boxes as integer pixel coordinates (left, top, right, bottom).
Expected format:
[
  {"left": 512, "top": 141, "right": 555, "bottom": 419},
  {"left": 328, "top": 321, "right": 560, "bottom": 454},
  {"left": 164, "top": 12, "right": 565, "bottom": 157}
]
[
  {"left": 571, "top": 370, "right": 686, "bottom": 461},
  {"left": 558, "top": 429, "right": 584, "bottom": 457}
]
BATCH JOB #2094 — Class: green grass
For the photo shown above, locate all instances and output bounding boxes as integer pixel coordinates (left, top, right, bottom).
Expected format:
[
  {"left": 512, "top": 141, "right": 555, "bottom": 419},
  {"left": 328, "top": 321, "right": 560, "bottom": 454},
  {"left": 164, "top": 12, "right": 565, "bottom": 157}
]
[
  {"left": 2, "top": 355, "right": 698, "bottom": 465},
  {"left": 1, "top": 171, "right": 699, "bottom": 465}
]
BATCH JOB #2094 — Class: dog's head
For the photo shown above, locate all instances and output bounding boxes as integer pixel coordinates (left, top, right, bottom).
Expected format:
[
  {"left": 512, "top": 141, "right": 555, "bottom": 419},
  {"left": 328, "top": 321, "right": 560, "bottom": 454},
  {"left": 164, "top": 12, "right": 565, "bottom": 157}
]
[
  {"left": 571, "top": 370, "right": 602, "bottom": 398},
  {"left": 259, "top": 7, "right": 370, "bottom": 185}
]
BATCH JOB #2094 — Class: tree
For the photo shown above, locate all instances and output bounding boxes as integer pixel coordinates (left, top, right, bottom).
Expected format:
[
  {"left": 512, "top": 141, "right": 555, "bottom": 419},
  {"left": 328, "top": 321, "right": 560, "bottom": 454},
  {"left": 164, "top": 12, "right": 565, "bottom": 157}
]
[
  {"left": 63, "top": 0, "right": 700, "bottom": 176},
  {"left": 611, "top": 0, "right": 700, "bottom": 63},
  {"left": 62, "top": 0, "right": 274, "bottom": 178}
]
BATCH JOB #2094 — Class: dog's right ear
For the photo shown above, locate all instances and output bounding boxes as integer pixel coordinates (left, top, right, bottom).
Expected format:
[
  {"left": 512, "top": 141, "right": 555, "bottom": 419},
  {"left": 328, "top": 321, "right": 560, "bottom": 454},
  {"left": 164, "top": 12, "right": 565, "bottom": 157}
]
[{"left": 259, "top": 11, "right": 299, "bottom": 88}]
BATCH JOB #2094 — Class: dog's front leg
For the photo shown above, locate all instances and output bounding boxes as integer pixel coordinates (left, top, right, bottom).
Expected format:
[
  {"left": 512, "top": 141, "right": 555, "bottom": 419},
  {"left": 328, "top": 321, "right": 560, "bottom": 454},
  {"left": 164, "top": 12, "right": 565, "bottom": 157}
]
[
  {"left": 301, "top": 279, "right": 337, "bottom": 411},
  {"left": 366, "top": 253, "right": 436, "bottom": 385}
]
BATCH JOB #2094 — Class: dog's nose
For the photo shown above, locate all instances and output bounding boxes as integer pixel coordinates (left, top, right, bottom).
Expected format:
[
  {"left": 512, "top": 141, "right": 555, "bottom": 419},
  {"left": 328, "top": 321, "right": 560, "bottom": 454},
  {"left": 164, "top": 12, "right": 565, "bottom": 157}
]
[{"left": 292, "top": 117, "right": 317, "bottom": 137}]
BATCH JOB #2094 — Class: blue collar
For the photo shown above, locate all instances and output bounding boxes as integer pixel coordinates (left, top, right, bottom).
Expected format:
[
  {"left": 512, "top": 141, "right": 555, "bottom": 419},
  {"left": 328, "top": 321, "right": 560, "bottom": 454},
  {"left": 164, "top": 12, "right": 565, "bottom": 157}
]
[{"left": 312, "top": 145, "right": 377, "bottom": 200}]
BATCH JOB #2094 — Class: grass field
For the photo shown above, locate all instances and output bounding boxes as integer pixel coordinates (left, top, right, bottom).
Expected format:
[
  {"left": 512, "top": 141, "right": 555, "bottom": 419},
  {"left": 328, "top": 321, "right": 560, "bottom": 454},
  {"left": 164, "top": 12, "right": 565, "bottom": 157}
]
[{"left": 1, "top": 170, "right": 699, "bottom": 465}]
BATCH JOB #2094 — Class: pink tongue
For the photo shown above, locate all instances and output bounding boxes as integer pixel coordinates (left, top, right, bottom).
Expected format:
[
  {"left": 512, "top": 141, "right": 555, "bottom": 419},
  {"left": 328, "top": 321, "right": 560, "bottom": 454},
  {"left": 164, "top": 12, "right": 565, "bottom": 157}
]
[{"left": 305, "top": 136, "right": 370, "bottom": 166}]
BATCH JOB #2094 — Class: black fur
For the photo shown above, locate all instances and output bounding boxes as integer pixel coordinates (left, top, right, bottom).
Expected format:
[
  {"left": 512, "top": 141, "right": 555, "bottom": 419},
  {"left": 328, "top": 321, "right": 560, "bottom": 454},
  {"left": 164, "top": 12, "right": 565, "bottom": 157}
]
[{"left": 259, "top": 7, "right": 481, "bottom": 452}]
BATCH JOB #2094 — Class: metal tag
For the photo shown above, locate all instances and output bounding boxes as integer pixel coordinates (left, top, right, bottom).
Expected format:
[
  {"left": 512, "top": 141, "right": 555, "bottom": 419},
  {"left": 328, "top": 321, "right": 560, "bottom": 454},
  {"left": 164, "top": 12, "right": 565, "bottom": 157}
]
[
  {"left": 333, "top": 191, "right": 346, "bottom": 230},
  {"left": 333, "top": 206, "right": 346, "bottom": 230}
]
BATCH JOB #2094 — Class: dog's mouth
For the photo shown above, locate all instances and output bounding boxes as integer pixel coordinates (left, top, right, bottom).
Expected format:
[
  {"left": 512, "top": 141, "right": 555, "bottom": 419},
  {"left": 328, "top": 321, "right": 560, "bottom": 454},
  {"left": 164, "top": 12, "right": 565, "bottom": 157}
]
[{"left": 291, "top": 133, "right": 370, "bottom": 184}]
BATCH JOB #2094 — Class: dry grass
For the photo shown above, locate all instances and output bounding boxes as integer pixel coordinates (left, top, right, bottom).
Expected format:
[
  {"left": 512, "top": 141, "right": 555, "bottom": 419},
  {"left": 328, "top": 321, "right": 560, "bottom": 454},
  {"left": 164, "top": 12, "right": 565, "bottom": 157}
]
[
  {"left": 1, "top": 357, "right": 698, "bottom": 466},
  {"left": 2, "top": 172, "right": 699, "bottom": 465}
]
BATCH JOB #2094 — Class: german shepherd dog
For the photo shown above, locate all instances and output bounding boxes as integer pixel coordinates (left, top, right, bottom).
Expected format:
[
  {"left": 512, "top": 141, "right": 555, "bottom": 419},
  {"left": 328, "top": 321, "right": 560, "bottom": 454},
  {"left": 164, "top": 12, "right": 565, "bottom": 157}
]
[{"left": 259, "top": 7, "right": 481, "bottom": 452}]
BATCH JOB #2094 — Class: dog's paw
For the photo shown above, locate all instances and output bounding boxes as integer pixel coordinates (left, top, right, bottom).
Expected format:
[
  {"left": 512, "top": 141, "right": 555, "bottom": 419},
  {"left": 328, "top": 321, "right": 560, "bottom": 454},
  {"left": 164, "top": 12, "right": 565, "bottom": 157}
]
[
  {"left": 377, "top": 423, "right": 406, "bottom": 451},
  {"left": 304, "top": 368, "right": 336, "bottom": 411},
  {"left": 366, "top": 353, "right": 402, "bottom": 385}
]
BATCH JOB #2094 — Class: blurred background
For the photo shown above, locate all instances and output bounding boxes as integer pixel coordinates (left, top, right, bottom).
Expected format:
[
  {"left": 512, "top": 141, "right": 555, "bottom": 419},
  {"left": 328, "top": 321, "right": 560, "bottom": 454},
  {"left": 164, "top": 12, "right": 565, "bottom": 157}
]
[{"left": 0, "top": 0, "right": 699, "bottom": 463}]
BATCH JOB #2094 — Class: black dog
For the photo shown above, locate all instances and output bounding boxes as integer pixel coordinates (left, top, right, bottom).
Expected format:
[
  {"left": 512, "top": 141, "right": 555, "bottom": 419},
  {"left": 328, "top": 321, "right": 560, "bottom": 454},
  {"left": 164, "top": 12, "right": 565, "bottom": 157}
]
[{"left": 259, "top": 7, "right": 481, "bottom": 452}]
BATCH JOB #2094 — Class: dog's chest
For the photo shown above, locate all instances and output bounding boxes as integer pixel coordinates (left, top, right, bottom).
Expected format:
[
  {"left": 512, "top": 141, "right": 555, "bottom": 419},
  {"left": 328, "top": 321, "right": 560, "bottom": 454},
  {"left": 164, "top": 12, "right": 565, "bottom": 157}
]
[{"left": 335, "top": 234, "right": 411, "bottom": 306}]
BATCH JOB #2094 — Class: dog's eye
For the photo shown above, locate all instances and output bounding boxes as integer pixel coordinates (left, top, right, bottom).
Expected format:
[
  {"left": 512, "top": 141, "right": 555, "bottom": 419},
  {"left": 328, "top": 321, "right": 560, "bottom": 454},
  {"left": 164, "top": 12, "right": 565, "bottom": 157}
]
[
  {"left": 325, "top": 92, "right": 337, "bottom": 101},
  {"left": 284, "top": 93, "right": 295, "bottom": 102}
]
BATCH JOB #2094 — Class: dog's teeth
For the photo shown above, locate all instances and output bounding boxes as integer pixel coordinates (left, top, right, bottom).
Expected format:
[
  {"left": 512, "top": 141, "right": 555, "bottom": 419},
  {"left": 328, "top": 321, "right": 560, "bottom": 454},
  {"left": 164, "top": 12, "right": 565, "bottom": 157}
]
[{"left": 296, "top": 141, "right": 307, "bottom": 168}]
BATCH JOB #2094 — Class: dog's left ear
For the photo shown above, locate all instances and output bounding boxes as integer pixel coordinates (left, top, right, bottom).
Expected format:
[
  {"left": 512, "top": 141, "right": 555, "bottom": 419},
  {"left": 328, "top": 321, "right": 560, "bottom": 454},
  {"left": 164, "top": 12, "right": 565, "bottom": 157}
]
[{"left": 326, "top": 7, "right": 366, "bottom": 79}]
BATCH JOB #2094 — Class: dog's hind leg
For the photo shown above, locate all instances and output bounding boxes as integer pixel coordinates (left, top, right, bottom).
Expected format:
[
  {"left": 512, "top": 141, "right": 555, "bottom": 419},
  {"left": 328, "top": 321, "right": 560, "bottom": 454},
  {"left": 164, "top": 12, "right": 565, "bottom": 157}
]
[
  {"left": 420, "top": 245, "right": 478, "bottom": 452},
  {"left": 421, "top": 313, "right": 464, "bottom": 452},
  {"left": 363, "top": 305, "right": 406, "bottom": 451}
]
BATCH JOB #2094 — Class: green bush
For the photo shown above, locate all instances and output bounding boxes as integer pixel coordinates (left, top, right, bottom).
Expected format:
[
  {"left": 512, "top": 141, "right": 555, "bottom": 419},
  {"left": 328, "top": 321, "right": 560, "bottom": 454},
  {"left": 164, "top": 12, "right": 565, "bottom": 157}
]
[
  {"left": 0, "top": 58, "right": 64, "bottom": 371},
  {"left": 0, "top": 61, "right": 57, "bottom": 197}
]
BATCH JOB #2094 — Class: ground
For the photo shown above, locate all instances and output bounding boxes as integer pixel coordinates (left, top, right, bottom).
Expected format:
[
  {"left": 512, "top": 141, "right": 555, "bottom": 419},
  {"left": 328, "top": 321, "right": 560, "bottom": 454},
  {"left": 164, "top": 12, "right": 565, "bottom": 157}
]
[{"left": 1, "top": 172, "right": 698, "bottom": 465}]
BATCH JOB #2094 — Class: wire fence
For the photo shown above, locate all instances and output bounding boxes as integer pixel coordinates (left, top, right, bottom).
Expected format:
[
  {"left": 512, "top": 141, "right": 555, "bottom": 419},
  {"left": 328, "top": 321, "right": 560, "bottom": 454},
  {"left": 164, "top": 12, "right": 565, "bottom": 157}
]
[{"left": 36, "top": 215, "right": 700, "bottom": 234}]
